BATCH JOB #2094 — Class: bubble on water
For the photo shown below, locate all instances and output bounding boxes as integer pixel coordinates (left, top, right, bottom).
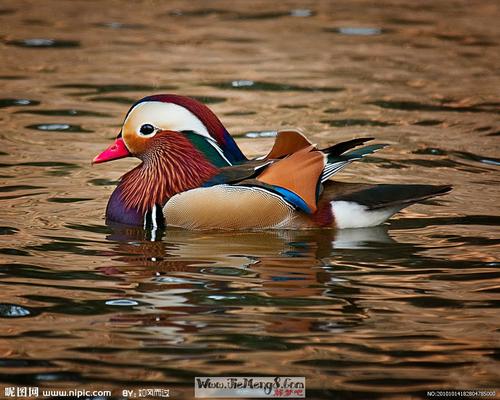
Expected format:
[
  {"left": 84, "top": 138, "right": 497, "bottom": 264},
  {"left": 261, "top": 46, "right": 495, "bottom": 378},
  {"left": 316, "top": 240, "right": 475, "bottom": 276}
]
[
  {"left": 290, "top": 9, "right": 313, "bottom": 17},
  {"left": 109, "top": 22, "right": 124, "bottom": 28},
  {"left": 231, "top": 80, "right": 255, "bottom": 88},
  {"left": 43, "top": 124, "right": 71, "bottom": 131},
  {"left": 26, "top": 124, "right": 92, "bottom": 133},
  {"left": 244, "top": 130, "right": 277, "bottom": 138},
  {"left": 25, "top": 38, "right": 54, "bottom": 46},
  {"left": 0, "top": 303, "right": 31, "bottom": 317},
  {"left": 34, "top": 124, "right": 70, "bottom": 131},
  {"left": 479, "top": 158, "right": 500, "bottom": 166},
  {"left": 7, "top": 38, "right": 80, "bottom": 48},
  {"left": 207, "top": 295, "right": 239, "bottom": 301},
  {"left": 334, "top": 27, "right": 383, "bottom": 36},
  {"left": 105, "top": 299, "right": 139, "bottom": 306},
  {"left": 0, "top": 98, "right": 40, "bottom": 108},
  {"left": 214, "top": 80, "right": 343, "bottom": 92}
]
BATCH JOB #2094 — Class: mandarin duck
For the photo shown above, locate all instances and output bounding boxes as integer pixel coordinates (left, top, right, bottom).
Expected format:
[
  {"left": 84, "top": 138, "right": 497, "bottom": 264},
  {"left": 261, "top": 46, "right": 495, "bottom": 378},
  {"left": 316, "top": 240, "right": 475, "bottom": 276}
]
[{"left": 93, "top": 94, "right": 451, "bottom": 230}]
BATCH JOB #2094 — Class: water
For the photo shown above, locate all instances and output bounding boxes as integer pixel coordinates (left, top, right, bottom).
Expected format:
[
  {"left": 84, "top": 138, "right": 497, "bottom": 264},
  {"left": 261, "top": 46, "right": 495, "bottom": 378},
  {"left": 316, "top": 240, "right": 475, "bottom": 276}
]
[{"left": 0, "top": 1, "right": 499, "bottom": 398}]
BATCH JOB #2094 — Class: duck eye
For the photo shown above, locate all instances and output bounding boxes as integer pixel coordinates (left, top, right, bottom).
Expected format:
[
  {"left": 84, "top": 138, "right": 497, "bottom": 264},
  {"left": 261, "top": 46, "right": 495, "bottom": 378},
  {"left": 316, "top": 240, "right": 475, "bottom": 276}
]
[{"left": 139, "top": 124, "right": 156, "bottom": 136}]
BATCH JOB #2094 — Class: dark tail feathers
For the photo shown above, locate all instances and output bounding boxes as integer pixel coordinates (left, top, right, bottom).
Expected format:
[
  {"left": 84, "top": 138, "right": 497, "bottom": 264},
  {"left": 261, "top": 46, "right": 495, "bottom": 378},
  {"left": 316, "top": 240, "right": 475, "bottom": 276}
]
[
  {"left": 321, "top": 137, "right": 374, "bottom": 159},
  {"left": 335, "top": 184, "right": 452, "bottom": 210}
]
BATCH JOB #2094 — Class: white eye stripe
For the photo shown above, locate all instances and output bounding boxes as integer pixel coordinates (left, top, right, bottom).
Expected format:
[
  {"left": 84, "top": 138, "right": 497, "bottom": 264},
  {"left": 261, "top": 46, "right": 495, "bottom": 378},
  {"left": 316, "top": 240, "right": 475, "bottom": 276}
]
[{"left": 125, "top": 102, "right": 211, "bottom": 139}]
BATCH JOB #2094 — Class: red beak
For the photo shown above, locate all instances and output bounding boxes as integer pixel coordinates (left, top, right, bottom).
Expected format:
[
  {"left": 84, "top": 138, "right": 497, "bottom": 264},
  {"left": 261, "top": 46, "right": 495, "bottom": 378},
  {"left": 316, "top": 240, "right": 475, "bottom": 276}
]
[{"left": 92, "top": 137, "right": 131, "bottom": 164}]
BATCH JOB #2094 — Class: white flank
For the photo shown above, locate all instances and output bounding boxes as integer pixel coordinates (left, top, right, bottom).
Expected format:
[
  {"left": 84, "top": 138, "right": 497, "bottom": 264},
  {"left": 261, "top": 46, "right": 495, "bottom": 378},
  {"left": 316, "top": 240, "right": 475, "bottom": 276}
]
[{"left": 331, "top": 201, "right": 402, "bottom": 229}]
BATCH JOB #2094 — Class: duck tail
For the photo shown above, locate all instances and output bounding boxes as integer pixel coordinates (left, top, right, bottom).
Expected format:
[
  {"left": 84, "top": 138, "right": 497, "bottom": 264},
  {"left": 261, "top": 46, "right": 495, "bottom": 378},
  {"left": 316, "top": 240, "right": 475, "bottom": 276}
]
[{"left": 330, "top": 184, "right": 452, "bottom": 229}]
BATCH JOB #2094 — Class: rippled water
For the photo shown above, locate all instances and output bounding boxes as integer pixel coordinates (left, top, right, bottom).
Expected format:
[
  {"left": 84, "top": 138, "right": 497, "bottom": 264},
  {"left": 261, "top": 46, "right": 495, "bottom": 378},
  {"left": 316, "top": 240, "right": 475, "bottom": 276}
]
[{"left": 1, "top": 1, "right": 499, "bottom": 399}]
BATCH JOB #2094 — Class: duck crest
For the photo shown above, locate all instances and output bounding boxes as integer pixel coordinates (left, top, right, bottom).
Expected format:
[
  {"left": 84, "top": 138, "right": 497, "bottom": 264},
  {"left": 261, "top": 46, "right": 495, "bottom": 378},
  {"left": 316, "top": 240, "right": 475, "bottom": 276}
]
[
  {"left": 134, "top": 94, "right": 246, "bottom": 164},
  {"left": 108, "top": 132, "right": 218, "bottom": 223}
]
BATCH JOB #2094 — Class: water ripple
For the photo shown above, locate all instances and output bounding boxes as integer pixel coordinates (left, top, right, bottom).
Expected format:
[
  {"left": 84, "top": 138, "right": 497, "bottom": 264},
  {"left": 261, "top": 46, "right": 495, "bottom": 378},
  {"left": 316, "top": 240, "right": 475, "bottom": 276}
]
[
  {"left": 212, "top": 81, "right": 344, "bottom": 92},
  {"left": 16, "top": 109, "right": 111, "bottom": 117},
  {"left": 26, "top": 123, "right": 92, "bottom": 133},
  {"left": 368, "top": 100, "right": 499, "bottom": 114},
  {"left": 6, "top": 38, "right": 80, "bottom": 48},
  {"left": 329, "top": 27, "right": 385, "bottom": 36},
  {"left": 55, "top": 83, "right": 177, "bottom": 96},
  {"left": 0, "top": 303, "right": 31, "bottom": 318},
  {"left": 0, "top": 98, "right": 40, "bottom": 108}
]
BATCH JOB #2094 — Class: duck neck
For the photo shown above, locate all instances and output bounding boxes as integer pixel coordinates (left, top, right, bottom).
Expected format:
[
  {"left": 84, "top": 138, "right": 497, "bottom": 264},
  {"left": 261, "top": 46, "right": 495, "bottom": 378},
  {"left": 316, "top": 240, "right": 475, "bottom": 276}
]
[{"left": 107, "top": 134, "right": 218, "bottom": 225}]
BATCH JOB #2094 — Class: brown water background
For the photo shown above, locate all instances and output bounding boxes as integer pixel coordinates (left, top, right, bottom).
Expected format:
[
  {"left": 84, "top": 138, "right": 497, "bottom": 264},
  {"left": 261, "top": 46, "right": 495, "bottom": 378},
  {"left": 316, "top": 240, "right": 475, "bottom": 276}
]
[{"left": 0, "top": 1, "right": 499, "bottom": 399}]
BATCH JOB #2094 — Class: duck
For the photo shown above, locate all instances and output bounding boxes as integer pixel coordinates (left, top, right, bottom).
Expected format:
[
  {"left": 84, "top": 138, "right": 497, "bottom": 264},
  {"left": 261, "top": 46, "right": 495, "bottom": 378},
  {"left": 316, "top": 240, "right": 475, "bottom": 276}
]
[{"left": 92, "top": 94, "right": 451, "bottom": 230}]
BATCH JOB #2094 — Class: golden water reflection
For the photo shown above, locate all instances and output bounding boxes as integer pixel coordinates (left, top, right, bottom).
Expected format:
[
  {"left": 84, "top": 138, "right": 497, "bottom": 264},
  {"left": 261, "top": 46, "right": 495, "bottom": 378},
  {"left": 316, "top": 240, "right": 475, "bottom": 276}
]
[{"left": 0, "top": 0, "right": 499, "bottom": 398}]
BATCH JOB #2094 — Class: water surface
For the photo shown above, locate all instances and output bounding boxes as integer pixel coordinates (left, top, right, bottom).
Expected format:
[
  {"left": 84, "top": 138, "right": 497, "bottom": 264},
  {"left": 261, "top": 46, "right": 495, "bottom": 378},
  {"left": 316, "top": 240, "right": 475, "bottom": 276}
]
[{"left": 0, "top": 0, "right": 499, "bottom": 399}]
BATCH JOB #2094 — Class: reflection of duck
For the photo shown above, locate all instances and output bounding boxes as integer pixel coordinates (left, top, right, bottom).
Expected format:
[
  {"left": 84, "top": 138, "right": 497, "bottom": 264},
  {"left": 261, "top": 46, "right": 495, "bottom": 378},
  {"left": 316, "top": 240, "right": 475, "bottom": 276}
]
[
  {"left": 106, "top": 224, "right": 394, "bottom": 266},
  {"left": 105, "top": 224, "right": 394, "bottom": 292},
  {"left": 93, "top": 95, "right": 451, "bottom": 230},
  {"left": 104, "top": 226, "right": 388, "bottom": 336}
]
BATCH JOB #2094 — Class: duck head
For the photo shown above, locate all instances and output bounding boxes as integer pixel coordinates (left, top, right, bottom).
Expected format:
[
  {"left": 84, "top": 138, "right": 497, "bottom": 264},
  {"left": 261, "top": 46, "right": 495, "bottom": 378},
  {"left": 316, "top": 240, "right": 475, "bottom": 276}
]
[{"left": 93, "top": 94, "right": 246, "bottom": 226}]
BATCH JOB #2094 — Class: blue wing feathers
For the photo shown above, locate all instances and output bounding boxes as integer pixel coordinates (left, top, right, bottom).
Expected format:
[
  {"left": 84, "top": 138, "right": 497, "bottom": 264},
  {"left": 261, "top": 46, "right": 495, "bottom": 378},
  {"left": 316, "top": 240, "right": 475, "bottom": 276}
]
[{"left": 270, "top": 186, "right": 312, "bottom": 214}]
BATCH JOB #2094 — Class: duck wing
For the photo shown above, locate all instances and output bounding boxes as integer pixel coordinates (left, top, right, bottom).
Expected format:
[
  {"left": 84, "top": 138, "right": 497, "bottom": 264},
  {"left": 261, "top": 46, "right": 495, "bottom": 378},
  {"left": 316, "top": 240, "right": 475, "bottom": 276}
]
[
  {"left": 263, "top": 129, "right": 387, "bottom": 183},
  {"left": 164, "top": 146, "right": 326, "bottom": 229}
]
